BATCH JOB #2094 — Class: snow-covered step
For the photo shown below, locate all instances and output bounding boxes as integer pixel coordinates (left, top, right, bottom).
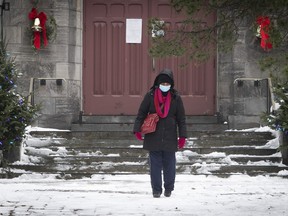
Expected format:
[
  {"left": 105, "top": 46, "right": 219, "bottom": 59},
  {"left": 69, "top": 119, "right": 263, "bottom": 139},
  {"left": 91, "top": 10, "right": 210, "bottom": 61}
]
[
  {"left": 187, "top": 147, "right": 277, "bottom": 155},
  {"left": 189, "top": 131, "right": 274, "bottom": 147},
  {"left": 9, "top": 162, "right": 150, "bottom": 179},
  {"left": 24, "top": 146, "right": 148, "bottom": 158},
  {"left": 176, "top": 153, "right": 281, "bottom": 164},
  {"left": 229, "top": 154, "right": 281, "bottom": 163},
  {"left": 211, "top": 164, "right": 286, "bottom": 176},
  {"left": 175, "top": 159, "right": 285, "bottom": 176},
  {"left": 53, "top": 155, "right": 148, "bottom": 164}
]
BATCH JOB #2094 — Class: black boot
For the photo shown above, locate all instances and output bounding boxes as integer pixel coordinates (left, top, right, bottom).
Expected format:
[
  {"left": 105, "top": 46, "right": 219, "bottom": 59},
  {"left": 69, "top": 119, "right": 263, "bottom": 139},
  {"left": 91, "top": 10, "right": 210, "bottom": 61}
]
[{"left": 164, "top": 190, "right": 171, "bottom": 197}]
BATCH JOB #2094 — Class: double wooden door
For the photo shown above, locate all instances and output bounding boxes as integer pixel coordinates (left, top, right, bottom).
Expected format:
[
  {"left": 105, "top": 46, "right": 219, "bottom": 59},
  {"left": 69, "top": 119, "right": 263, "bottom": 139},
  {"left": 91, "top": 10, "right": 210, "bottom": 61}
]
[{"left": 83, "top": 0, "right": 216, "bottom": 115}]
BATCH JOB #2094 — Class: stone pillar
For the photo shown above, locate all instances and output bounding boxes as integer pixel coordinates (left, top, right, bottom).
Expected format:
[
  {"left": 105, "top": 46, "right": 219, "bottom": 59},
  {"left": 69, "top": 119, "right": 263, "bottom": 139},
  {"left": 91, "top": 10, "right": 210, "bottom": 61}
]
[
  {"left": 279, "top": 131, "right": 288, "bottom": 165},
  {"left": 0, "top": 150, "right": 3, "bottom": 166}
]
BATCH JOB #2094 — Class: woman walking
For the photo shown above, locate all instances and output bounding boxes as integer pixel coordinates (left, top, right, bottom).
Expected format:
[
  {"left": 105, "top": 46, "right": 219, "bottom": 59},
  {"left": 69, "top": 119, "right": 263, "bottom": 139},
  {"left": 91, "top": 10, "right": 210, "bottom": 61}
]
[{"left": 133, "top": 68, "right": 187, "bottom": 198}]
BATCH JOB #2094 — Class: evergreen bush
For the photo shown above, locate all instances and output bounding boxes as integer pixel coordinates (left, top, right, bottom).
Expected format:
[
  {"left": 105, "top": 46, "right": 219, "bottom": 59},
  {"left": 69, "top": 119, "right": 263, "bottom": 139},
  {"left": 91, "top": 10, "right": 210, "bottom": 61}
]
[{"left": 0, "top": 41, "right": 37, "bottom": 166}]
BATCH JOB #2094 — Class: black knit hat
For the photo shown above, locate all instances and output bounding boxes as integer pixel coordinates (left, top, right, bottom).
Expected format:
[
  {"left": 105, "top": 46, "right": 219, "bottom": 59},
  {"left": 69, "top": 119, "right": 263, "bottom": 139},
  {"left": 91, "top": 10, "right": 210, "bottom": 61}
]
[{"left": 157, "top": 74, "right": 173, "bottom": 85}]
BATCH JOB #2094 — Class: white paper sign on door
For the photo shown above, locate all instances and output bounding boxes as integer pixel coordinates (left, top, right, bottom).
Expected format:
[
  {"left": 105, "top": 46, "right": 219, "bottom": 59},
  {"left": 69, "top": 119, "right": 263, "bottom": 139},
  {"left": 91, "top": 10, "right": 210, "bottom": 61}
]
[{"left": 126, "top": 19, "right": 142, "bottom": 43}]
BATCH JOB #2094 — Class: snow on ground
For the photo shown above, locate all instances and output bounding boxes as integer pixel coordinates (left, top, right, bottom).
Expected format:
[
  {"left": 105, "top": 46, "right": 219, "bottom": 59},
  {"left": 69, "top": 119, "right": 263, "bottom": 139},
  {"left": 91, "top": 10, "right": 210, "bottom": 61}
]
[
  {"left": 0, "top": 174, "right": 288, "bottom": 215},
  {"left": 25, "top": 126, "right": 70, "bottom": 132}
]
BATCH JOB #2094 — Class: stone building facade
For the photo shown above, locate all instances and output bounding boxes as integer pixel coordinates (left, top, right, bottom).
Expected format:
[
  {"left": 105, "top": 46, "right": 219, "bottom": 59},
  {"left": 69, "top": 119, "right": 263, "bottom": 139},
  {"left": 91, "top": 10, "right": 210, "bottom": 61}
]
[
  {"left": 1, "top": 0, "right": 272, "bottom": 129},
  {"left": 218, "top": 27, "right": 272, "bottom": 129},
  {"left": 2, "top": 0, "right": 82, "bottom": 129}
]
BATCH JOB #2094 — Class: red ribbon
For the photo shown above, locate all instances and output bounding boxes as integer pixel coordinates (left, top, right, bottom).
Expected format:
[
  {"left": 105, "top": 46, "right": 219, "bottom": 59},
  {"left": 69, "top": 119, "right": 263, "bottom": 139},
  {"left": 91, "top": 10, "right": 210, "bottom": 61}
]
[
  {"left": 256, "top": 16, "right": 272, "bottom": 51},
  {"left": 28, "top": 8, "right": 48, "bottom": 49}
]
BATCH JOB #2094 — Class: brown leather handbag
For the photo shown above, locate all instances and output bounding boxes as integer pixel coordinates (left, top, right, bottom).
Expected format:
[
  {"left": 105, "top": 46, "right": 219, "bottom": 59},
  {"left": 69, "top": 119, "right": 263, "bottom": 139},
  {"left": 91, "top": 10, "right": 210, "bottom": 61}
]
[{"left": 141, "top": 113, "right": 159, "bottom": 134}]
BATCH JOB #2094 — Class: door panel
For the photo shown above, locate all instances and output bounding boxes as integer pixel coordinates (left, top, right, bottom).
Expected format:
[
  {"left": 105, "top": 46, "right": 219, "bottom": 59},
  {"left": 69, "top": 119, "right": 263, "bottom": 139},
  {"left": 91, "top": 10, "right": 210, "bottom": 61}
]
[
  {"left": 84, "top": 0, "right": 149, "bottom": 115},
  {"left": 151, "top": 0, "right": 216, "bottom": 115},
  {"left": 83, "top": 0, "right": 216, "bottom": 115}
]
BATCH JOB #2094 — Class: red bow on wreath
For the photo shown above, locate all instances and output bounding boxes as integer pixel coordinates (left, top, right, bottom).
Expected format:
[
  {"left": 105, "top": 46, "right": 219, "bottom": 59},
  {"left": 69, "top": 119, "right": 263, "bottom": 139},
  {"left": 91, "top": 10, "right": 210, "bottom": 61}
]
[
  {"left": 28, "top": 8, "right": 48, "bottom": 50},
  {"left": 256, "top": 16, "right": 272, "bottom": 51}
]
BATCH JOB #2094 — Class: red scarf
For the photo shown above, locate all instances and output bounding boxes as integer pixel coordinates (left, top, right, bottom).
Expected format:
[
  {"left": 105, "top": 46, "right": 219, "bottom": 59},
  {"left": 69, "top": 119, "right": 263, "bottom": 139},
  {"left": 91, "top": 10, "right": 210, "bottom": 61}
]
[{"left": 154, "top": 88, "right": 171, "bottom": 118}]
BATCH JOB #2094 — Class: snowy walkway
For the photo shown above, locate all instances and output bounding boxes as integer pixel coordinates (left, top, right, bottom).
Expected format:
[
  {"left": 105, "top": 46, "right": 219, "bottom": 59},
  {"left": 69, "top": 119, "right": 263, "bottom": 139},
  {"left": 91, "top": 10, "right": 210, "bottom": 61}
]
[{"left": 0, "top": 174, "right": 288, "bottom": 215}]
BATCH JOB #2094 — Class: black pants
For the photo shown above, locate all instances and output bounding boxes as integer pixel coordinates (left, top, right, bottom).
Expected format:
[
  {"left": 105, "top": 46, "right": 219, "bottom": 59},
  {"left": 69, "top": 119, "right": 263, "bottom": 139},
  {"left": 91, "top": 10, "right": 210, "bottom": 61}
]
[{"left": 149, "top": 151, "right": 176, "bottom": 194}]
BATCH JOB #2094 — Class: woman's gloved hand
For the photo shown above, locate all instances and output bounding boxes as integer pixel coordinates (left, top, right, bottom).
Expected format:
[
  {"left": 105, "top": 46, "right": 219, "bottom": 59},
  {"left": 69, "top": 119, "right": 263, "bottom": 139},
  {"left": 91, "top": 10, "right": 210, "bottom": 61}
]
[
  {"left": 134, "top": 132, "right": 144, "bottom": 141},
  {"left": 178, "top": 137, "right": 186, "bottom": 149}
]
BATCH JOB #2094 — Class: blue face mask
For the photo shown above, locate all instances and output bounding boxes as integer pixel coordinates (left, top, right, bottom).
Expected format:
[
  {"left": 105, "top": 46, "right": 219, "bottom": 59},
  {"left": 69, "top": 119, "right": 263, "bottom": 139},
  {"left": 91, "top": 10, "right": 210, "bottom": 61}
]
[{"left": 159, "top": 84, "right": 171, "bottom": 92}]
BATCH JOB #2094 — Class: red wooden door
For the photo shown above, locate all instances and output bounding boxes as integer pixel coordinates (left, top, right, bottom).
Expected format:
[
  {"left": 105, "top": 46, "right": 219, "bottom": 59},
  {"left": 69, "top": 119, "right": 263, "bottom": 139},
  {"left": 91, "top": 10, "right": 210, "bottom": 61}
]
[
  {"left": 83, "top": 0, "right": 216, "bottom": 115},
  {"left": 83, "top": 0, "right": 149, "bottom": 115},
  {"left": 150, "top": 0, "right": 216, "bottom": 115}
]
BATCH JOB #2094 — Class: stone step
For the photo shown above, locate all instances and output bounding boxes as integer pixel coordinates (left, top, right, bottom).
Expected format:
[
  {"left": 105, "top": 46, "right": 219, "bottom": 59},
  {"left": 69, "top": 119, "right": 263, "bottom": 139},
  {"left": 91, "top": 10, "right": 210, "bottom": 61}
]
[
  {"left": 190, "top": 134, "right": 275, "bottom": 147},
  {"left": 177, "top": 152, "right": 282, "bottom": 164},
  {"left": 186, "top": 157, "right": 281, "bottom": 164},
  {"left": 155, "top": 131, "right": 273, "bottom": 141},
  {"left": 24, "top": 145, "right": 278, "bottom": 157},
  {"left": 30, "top": 130, "right": 273, "bottom": 141},
  {"left": 189, "top": 147, "right": 277, "bottom": 155},
  {"left": 190, "top": 140, "right": 272, "bottom": 147},
  {"left": 71, "top": 123, "right": 228, "bottom": 132},
  {"left": 53, "top": 156, "right": 148, "bottom": 164},
  {"left": 7, "top": 163, "right": 285, "bottom": 179},
  {"left": 26, "top": 130, "right": 275, "bottom": 148},
  {"left": 177, "top": 164, "right": 286, "bottom": 175},
  {"left": 211, "top": 165, "right": 286, "bottom": 176},
  {"left": 26, "top": 138, "right": 271, "bottom": 149},
  {"left": 26, "top": 138, "right": 142, "bottom": 148},
  {"left": 24, "top": 146, "right": 149, "bottom": 158},
  {"left": 9, "top": 163, "right": 150, "bottom": 175},
  {"left": 23, "top": 151, "right": 282, "bottom": 167},
  {"left": 224, "top": 155, "right": 281, "bottom": 163},
  {"left": 80, "top": 115, "right": 221, "bottom": 124},
  {"left": 72, "top": 115, "right": 228, "bottom": 132}
]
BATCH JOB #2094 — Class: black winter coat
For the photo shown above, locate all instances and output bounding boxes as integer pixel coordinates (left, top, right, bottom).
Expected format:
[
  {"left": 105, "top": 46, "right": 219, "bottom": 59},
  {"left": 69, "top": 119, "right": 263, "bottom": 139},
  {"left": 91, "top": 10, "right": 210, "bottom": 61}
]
[{"left": 133, "top": 89, "right": 187, "bottom": 152}]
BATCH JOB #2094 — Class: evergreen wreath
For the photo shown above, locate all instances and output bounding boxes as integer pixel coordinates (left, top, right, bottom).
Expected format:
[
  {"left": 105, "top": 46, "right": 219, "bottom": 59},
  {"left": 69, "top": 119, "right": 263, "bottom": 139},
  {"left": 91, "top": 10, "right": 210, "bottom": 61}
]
[{"left": 28, "top": 4, "right": 57, "bottom": 50}]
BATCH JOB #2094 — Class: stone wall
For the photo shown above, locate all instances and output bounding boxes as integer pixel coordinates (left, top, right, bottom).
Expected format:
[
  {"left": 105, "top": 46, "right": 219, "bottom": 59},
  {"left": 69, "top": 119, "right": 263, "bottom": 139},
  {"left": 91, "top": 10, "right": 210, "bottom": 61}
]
[
  {"left": 218, "top": 24, "right": 273, "bottom": 129},
  {"left": 3, "top": 0, "right": 82, "bottom": 129}
]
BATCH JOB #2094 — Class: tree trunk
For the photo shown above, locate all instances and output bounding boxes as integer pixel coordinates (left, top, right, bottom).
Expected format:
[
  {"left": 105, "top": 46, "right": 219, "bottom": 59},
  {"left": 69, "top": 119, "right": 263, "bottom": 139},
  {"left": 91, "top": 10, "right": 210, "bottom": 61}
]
[{"left": 2, "top": 146, "right": 21, "bottom": 164}]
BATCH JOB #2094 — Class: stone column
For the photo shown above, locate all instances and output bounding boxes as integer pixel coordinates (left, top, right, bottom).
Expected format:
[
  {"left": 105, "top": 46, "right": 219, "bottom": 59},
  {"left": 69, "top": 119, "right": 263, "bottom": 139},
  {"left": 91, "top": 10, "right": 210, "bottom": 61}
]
[{"left": 279, "top": 131, "right": 288, "bottom": 165}]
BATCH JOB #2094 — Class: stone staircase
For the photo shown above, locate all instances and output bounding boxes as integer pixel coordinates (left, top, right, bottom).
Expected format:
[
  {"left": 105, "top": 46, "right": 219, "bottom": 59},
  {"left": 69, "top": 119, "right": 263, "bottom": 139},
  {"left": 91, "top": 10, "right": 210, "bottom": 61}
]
[{"left": 1, "top": 116, "right": 288, "bottom": 179}]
